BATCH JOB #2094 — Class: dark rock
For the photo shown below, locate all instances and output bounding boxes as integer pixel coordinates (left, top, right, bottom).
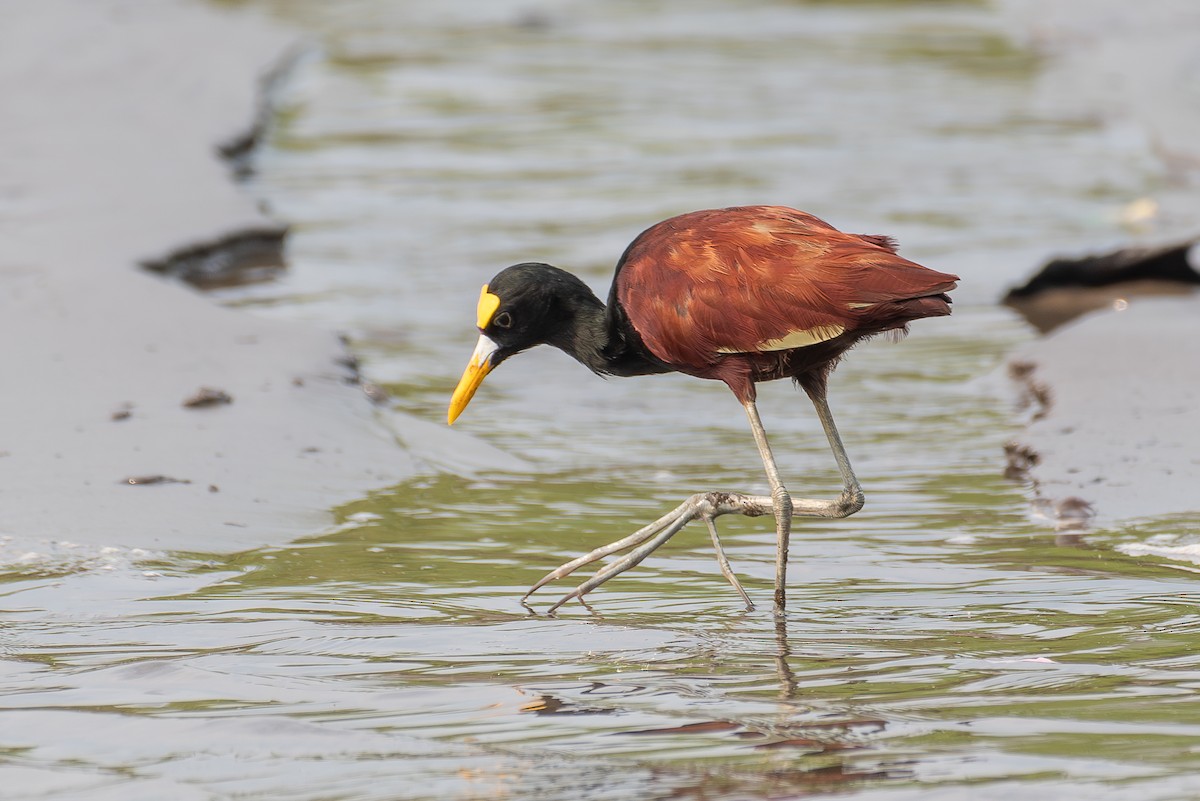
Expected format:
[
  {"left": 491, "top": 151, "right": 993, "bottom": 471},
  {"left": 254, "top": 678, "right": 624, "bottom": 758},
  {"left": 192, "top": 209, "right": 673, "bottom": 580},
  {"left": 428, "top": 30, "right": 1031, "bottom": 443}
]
[{"left": 1004, "top": 240, "right": 1200, "bottom": 332}]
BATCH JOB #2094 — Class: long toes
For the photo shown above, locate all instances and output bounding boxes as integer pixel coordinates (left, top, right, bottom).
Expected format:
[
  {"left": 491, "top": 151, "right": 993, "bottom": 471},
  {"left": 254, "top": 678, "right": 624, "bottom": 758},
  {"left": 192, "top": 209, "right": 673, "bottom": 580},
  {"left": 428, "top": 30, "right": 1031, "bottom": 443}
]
[
  {"left": 525, "top": 536, "right": 651, "bottom": 598},
  {"left": 531, "top": 491, "right": 778, "bottom": 611},
  {"left": 703, "top": 516, "right": 753, "bottom": 609},
  {"left": 525, "top": 553, "right": 605, "bottom": 598},
  {"left": 546, "top": 510, "right": 697, "bottom": 611},
  {"left": 524, "top": 502, "right": 697, "bottom": 597}
]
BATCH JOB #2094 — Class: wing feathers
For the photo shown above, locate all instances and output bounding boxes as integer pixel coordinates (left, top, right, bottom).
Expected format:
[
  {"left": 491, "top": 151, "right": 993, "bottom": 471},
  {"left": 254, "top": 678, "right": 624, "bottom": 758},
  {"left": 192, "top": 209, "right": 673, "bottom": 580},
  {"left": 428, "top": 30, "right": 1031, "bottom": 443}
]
[{"left": 615, "top": 206, "right": 957, "bottom": 367}]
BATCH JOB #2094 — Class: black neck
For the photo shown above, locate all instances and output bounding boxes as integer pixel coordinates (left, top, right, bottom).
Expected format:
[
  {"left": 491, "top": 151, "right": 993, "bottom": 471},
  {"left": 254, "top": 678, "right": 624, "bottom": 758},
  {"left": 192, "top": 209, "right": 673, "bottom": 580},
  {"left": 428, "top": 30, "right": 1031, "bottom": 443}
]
[
  {"left": 488, "top": 262, "right": 672, "bottom": 378},
  {"left": 545, "top": 294, "right": 610, "bottom": 372},
  {"left": 547, "top": 288, "right": 670, "bottom": 378}
]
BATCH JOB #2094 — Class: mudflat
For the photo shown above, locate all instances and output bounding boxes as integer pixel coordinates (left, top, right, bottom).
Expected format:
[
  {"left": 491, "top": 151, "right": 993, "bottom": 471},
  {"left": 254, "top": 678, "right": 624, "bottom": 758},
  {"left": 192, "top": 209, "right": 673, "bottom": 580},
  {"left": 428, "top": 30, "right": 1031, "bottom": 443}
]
[
  {"left": 0, "top": 1, "right": 441, "bottom": 553},
  {"left": 994, "top": 0, "right": 1200, "bottom": 526}
]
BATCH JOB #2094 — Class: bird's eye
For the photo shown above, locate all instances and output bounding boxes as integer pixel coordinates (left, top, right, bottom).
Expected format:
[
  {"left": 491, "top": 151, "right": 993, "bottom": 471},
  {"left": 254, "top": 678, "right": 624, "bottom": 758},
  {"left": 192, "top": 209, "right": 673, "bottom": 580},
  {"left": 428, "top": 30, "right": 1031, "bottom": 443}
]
[{"left": 493, "top": 311, "right": 513, "bottom": 329}]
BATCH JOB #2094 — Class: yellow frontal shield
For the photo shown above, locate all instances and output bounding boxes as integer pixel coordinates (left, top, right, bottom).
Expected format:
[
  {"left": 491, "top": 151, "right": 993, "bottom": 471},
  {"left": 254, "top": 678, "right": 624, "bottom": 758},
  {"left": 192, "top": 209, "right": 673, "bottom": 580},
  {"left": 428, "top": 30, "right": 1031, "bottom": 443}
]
[{"left": 476, "top": 284, "right": 500, "bottom": 329}]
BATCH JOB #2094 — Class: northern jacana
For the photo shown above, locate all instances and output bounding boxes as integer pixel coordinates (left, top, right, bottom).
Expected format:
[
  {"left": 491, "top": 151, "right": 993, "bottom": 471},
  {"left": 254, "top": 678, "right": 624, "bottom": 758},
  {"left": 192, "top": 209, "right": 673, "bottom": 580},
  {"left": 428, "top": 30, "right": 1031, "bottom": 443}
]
[{"left": 448, "top": 205, "right": 957, "bottom": 612}]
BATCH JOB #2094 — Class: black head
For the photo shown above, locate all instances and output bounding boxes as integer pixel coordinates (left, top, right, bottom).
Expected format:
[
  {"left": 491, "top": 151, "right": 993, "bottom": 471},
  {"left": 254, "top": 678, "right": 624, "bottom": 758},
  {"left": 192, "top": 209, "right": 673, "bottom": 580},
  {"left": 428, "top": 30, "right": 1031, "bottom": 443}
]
[
  {"left": 448, "top": 262, "right": 601, "bottom": 424},
  {"left": 481, "top": 262, "right": 601, "bottom": 356}
]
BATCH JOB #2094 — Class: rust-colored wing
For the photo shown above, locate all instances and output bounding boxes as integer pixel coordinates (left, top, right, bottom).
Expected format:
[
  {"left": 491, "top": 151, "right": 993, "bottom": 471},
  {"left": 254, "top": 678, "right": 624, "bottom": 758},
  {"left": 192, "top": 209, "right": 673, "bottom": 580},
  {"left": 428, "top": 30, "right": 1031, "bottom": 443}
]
[{"left": 613, "top": 205, "right": 957, "bottom": 369}]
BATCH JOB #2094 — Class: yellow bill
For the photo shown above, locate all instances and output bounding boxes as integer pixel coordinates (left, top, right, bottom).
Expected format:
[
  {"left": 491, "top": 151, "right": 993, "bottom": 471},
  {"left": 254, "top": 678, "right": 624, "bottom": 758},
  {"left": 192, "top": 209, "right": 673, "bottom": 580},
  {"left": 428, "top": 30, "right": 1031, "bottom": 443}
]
[{"left": 447, "top": 334, "right": 500, "bottom": 424}]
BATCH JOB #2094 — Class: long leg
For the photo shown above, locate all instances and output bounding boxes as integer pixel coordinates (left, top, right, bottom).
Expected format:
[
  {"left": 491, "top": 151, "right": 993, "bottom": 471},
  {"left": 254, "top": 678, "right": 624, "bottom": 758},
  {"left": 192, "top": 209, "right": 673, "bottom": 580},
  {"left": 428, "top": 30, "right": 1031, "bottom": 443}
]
[
  {"left": 526, "top": 388, "right": 864, "bottom": 612},
  {"left": 742, "top": 387, "right": 865, "bottom": 608},
  {"left": 801, "top": 382, "right": 865, "bottom": 520},
  {"left": 742, "top": 399, "right": 793, "bottom": 609}
]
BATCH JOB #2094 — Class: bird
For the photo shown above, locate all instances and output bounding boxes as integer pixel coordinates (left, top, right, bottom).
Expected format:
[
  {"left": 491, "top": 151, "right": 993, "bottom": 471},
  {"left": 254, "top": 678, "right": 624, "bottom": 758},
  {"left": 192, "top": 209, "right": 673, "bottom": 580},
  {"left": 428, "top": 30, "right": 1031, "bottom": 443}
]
[{"left": 447, "top": 205, "right": 958, "bottom": 612}]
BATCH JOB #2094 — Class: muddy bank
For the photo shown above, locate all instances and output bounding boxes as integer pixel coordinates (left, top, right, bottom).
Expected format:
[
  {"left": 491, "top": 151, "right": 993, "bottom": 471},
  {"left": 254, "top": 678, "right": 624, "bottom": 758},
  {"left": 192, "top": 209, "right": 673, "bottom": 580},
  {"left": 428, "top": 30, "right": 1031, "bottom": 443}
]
[
  {"left": 0, "top": 0, "right": 515, "bottom": 557},
  {"left": 994, "top": 0, "right": 1200, "bottom": 525},
  {"left": 1005, "top": 297, "right": 1200, "bottom": 525}
]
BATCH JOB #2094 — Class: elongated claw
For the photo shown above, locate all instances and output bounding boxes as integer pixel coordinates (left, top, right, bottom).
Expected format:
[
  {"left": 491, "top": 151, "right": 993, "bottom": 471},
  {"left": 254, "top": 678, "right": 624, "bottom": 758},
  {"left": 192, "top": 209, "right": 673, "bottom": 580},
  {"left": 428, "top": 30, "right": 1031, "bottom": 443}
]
[
  {"left": 545, "top": 508, "right": 694, "bottom": 613},
  {"left": 527, "top": 492, "right": 775, "bottom": 612},
  {"left": 523, "top": 503, "right": 692, "bottom": 599},
  {"left": 703, "top": 516, "right": 753, "bottom": 610}
]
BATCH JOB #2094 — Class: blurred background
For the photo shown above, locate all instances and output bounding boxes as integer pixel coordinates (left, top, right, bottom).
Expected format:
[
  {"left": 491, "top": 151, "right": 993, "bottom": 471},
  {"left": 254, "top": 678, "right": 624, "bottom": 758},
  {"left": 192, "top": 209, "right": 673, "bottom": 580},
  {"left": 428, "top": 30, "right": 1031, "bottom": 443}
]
[{"left": 7, "top": 0, "right": 1200, "bottom": 799}]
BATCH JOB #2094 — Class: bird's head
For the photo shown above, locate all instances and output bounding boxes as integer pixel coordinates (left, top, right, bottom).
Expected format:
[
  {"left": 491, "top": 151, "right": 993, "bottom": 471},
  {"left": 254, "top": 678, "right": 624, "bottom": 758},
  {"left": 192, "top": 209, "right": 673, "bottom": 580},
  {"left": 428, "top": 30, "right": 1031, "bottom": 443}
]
[{"left": 447, "top": 262, "right": 588, "bottom": 424}]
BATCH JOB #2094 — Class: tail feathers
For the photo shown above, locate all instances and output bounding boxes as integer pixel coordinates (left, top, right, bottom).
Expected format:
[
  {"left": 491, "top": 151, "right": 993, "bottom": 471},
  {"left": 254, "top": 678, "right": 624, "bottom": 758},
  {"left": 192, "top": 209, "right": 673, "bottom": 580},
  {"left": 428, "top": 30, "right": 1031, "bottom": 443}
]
[
  {"left": 856, "top": 293, "right": 952, "bottom": 335},
  {"left": 901, "top": 293, "right": 953, "bottom": 318}
]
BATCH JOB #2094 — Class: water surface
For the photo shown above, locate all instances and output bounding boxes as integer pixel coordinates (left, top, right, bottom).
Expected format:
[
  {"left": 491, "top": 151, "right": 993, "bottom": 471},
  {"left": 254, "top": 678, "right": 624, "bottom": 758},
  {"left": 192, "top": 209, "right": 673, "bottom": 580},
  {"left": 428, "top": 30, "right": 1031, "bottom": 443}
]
[{"left": 6, "top": 0, "right": 1200, "bottom": 798}]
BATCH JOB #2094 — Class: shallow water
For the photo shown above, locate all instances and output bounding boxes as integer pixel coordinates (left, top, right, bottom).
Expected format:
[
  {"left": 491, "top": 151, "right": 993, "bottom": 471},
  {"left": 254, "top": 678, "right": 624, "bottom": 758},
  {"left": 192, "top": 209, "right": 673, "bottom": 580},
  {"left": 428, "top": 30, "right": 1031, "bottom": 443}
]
[{"left": 7, "top": 0, "right": 1200, "bottom": 798}]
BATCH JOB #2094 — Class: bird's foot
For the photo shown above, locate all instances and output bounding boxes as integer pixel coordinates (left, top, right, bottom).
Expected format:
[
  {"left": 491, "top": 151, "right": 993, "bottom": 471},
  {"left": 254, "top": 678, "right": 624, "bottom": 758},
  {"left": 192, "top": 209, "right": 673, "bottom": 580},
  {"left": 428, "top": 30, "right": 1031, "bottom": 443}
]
[{"left": 524, "top": 491, "right": 773, "bottom": 613}]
